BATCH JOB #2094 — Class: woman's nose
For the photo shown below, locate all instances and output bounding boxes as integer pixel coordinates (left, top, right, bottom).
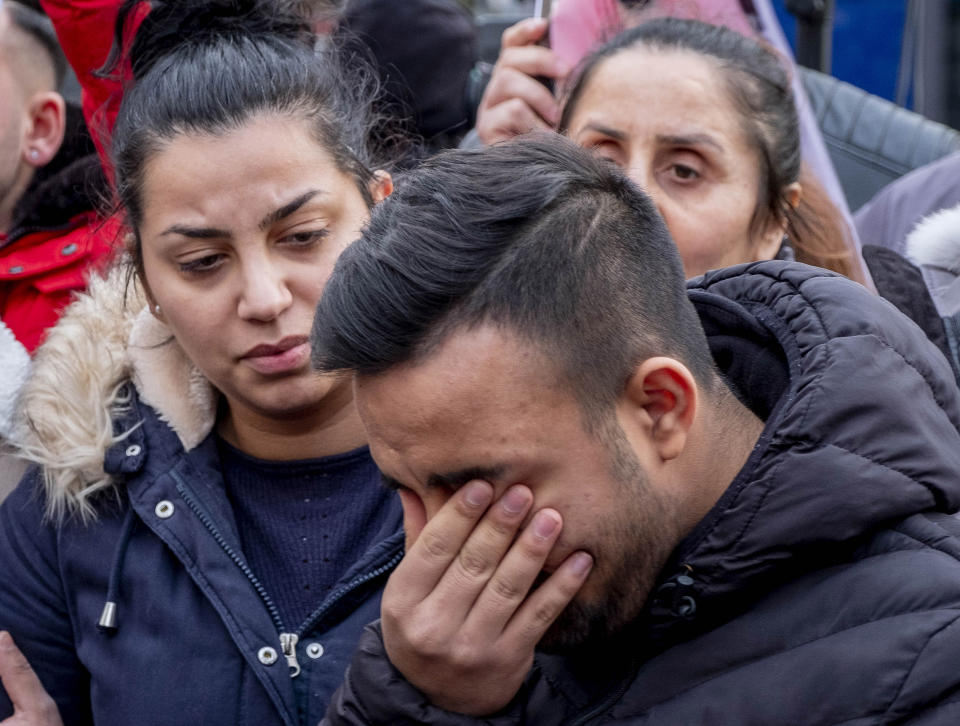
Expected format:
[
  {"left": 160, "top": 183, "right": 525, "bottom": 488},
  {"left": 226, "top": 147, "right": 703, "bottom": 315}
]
[
  {"left": 237, "top": 263, "right": 293, "bottom": 321},
  {"left": 626, "top": 166, "right": 666, "bottom": 217}
]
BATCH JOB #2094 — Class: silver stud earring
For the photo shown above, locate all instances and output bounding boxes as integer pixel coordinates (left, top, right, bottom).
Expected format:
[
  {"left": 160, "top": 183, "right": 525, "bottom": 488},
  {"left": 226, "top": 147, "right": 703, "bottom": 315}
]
[
  {"left": 29, "top": 149, "right": 39, "bottom": 161},
  {"left": 154, "top": 304, "right": 161, "bottom": 315}
]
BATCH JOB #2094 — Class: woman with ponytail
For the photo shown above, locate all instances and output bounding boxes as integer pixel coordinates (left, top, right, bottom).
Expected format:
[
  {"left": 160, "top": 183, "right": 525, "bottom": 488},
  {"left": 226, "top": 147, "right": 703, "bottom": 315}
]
[
  {"left": 0, "top": 2, "right": 403, "bottom": 724},
  {"left": 559, "top": 17, "right": 864, "bottom": 283}
]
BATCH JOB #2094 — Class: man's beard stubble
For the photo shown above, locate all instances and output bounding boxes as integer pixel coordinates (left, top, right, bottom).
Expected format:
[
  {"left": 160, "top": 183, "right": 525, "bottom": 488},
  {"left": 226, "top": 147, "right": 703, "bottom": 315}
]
[{"left": 538, "top": 424, "right": 680, "bottom": 653}]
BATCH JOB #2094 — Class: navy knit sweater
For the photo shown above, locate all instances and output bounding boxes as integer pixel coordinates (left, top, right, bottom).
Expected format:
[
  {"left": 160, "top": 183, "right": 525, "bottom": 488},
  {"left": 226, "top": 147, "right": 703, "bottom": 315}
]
[{"left": 217, "top": 437, "right": 393, "bottom": 631}]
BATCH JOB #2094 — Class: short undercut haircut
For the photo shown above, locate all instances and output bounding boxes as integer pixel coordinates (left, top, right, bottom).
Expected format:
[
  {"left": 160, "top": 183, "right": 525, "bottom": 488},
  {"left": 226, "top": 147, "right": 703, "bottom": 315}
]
[
  {"left": 4, "top": 1, "right": 67, "bottom": 88},
  {"left": 312, "top": 135, "right": 718, "bottom": 423}
]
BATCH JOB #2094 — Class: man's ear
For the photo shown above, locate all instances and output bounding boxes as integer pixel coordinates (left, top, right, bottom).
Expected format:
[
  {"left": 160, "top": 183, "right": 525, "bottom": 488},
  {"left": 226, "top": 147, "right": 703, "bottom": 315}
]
[
  {"left": 620, "top": 357, "right": 697, "bottom": 462},
  {"left": 369, "top": 170, "right": 393, "bottom": 204},
  {"left": 22, "top": 91, "right": 66, "bottom": 168}
]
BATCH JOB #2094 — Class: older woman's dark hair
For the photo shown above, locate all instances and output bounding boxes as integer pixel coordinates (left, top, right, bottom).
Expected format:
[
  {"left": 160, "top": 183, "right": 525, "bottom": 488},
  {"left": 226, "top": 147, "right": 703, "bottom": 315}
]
[
  {"left": 559, "top": 18, "right": 857, "bottom": 281},
  {"left": 100, "top": 0, "right": 392, "bottom": 276}
]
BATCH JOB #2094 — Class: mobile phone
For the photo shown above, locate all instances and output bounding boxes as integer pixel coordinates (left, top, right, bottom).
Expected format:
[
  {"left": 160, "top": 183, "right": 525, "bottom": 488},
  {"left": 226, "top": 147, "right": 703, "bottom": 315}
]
[{"left": 533, "top": 0, "right": 554, "bottom": 93}]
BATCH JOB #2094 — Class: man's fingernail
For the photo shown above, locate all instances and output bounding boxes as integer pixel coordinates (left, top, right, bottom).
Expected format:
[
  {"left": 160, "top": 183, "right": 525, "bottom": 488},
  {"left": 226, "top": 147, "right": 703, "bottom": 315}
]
[
  {"left": 532, "top": 510, "right": 560, "bottom": 539},
  {"left": 570, "top": 552, "right": 593, "bottom": 577},
  {"left": 500, "top": 486, "right": 529, "bottom": 515},
  {"left": 464, "top": 480, "right": 492, "bottom": 508},
  {"left": 0, "top": 631, "right": 11, "bottom": 649}
]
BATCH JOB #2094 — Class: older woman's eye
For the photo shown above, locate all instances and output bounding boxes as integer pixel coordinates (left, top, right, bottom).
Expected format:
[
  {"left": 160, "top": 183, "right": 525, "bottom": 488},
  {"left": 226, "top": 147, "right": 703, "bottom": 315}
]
[
  {"left": 582, "top": 138, "right": 624, "bottom": 167},
  {"left": 671, "top": 164, "right": 700, "bottom": 180}
]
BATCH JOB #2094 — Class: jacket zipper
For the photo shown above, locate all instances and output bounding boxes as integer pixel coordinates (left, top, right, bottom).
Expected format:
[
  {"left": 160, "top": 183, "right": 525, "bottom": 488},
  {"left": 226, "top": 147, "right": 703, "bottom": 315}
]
[
  {"left": 296, "top": 546, "right": 404, "bottom": 638},
  {"left": 280, "top": 632, "right": 301, "bottom": 677},
  {"left": 173, "top": 473, "right": 402, "bottom": 678},
  {"left": 175, "top": 477, "right": 306, "bottom": 679},
  {"left": 3, "top": 220, "right": 82, "bottom": 249}
]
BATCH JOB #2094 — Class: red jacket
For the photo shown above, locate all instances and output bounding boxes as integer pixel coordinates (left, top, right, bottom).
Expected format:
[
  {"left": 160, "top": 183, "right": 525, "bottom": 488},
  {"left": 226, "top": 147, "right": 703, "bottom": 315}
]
[
  {"left": 0, "top": 214, "right": 121, "bottom": 353},
  {"left": 0, "top": 0, "right": 137, "bottom": 353}
]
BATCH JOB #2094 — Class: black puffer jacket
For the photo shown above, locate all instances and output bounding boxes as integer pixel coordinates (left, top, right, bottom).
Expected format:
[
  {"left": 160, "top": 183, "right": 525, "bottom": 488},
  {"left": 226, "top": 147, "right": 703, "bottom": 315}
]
[{"left": 323, "top": 262, "right": 960, "bottom": 725}]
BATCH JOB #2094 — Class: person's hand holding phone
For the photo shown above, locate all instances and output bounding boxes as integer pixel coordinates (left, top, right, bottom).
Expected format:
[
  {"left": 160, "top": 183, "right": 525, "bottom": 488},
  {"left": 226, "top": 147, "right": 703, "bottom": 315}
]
[
  {"left": 380, "top": 481, "right": 593, "bottom": 716},
  {"left": 475, "top": 17, "right": 570, "bottom": 146}
]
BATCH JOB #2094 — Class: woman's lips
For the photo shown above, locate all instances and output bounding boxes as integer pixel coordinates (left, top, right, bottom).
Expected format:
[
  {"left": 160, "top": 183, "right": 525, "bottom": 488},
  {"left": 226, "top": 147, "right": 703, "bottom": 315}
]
[{"left": 241, "top": 336, "right": 310, "bottom": 375}]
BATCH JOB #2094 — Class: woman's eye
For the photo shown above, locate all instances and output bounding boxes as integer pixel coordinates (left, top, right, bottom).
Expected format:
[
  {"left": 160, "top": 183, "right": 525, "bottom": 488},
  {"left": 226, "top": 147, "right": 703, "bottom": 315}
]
[
  {"left": 591, "top": 144, "right": 624, "bottom": 168},
  {"left": 282, "top": 229, "right": 329, "bottom": 247},
  {"left": 671, "top": 164, "right": 700, "bottom": 181},
  {"left": 178, "top": 254, "right": 225, "bottom": 275}
]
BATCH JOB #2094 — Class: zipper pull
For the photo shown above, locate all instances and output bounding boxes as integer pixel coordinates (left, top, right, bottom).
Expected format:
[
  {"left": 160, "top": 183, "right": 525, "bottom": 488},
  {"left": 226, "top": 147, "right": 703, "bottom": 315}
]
[{"left": 280, "top": 633, "right": 301, "bottom": 678}]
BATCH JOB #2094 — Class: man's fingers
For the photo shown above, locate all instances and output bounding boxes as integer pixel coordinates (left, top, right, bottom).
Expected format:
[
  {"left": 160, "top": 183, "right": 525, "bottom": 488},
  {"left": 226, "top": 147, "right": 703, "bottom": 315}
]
[
  {"left": 0, "top": 631, "right": 61, "bottom": 723},
  {"left": 505, "top": 550, "right": 594, "bottom": 648},
  {"left": 466, "top": 508, "right": 563, "bottom": 634},
  {"left": 501, "top": 17, "right": 549, "bottom": 50},
  {"left": 428, "top": 485, "right": 534, "bottom": 619},
  {"left": 398, "top": 488, "right": 427, "bottom": 553},
  {"left": 480, "top": 65, "right": 560, "bottom": 126},
  {"left": 391, "top": 480, "right": 494, "bottom": 603}
]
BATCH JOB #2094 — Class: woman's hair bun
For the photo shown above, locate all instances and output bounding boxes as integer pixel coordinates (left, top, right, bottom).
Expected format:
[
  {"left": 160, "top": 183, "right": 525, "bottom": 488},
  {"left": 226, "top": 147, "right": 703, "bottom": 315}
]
[{"left": 103, "top": 0, "right": 313, "bottom": 82}]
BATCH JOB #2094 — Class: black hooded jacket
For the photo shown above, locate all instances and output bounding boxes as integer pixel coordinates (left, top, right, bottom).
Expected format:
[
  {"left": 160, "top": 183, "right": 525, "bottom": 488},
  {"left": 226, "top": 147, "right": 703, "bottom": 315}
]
[{"left": 323, "top": 261, "right": 960, "bottom": 725}]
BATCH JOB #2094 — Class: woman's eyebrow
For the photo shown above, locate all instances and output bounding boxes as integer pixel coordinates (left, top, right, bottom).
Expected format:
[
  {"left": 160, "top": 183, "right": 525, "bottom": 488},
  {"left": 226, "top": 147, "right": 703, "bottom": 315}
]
[
  {"left": 259, "top": 189, "right": 323, "bottom": 230},
  {"left": 655, "top": 133, "right": 723, "bottom": 152},
  {"left": 160, "top": 224, "right": 230, "bottom": 239},
  {"left": 582, "top": 122, "right": 628, "bottom": 141}
]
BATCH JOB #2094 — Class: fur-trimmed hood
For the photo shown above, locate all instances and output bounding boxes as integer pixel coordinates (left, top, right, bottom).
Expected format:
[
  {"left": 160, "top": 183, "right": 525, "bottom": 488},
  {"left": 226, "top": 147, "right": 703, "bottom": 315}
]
[
  {"left": 906, "top": 201, "right": 960, "bottom": 318},
  {"left": 13, "top": 263, "right": 217, "bottom": 521}
]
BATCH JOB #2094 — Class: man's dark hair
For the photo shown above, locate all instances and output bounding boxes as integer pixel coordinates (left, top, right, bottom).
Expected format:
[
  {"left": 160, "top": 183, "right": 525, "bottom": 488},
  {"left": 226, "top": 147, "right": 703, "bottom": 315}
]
[
  {"left": 312, "top": 135, "right": 718, "bottom": 423},
  {"left": 5, "top": 1, "right": 67, "bottom": 88}
]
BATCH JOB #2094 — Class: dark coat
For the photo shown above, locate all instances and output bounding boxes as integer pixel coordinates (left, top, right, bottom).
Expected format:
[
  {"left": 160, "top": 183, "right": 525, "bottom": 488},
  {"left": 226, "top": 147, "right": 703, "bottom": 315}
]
[
  {"left": 0, "top": 389, "right": 404, "bottom": 726},
  {"left": 324, "top": 261, "right": 960, "bottom": 725}
]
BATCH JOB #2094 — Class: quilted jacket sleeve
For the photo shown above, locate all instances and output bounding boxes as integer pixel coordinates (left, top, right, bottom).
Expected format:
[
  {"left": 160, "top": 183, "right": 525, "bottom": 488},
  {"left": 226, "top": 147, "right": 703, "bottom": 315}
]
[
  {"left": 0, "top": 470, "right": 91, "bottom": 725},
  {"left": 881, "top": 610, "right": 960, "bottom": 725},
  {"left": 322, "top": 621, "right": 523, "bottom": 726}
]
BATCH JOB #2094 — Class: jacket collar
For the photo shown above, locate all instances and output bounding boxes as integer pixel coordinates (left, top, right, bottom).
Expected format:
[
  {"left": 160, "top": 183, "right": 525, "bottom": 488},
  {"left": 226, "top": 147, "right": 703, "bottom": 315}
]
[
  {"left": 128, "top": 306, "right": 218, "bottom": 451},
  {"left": 6, "top": 155, "right": 107, "bottom": 246}
]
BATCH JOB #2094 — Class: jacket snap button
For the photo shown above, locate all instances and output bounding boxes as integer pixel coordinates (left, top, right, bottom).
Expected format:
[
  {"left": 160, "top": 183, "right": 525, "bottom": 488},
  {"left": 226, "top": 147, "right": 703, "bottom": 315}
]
[
  {"left": 8, "top": 266, "right": 23, "bottom": 275},
  {"left": 61, "top": 243, "right": 78, "bottom": 256},
  {"left": 258, "top": 647, "right": 278, "bottom": 665},
  {"left": 306, "top": 642, "right": 324, "bottom": 659},
  {"left": 125, "top": 444, "right": 141, "bottom": 457},
  {"left": 155, "top": 500, "right": 174, "bottom": 519}
]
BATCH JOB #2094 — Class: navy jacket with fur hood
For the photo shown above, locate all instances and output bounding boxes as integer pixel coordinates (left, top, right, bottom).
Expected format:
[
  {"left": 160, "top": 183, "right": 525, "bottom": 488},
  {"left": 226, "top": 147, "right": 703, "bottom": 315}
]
[
  {"left": 323, "top": 261, "right": 960, "bottom": 725},
  {"left": 0, "top": 269, "right": 403, "bottom": 726}
]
